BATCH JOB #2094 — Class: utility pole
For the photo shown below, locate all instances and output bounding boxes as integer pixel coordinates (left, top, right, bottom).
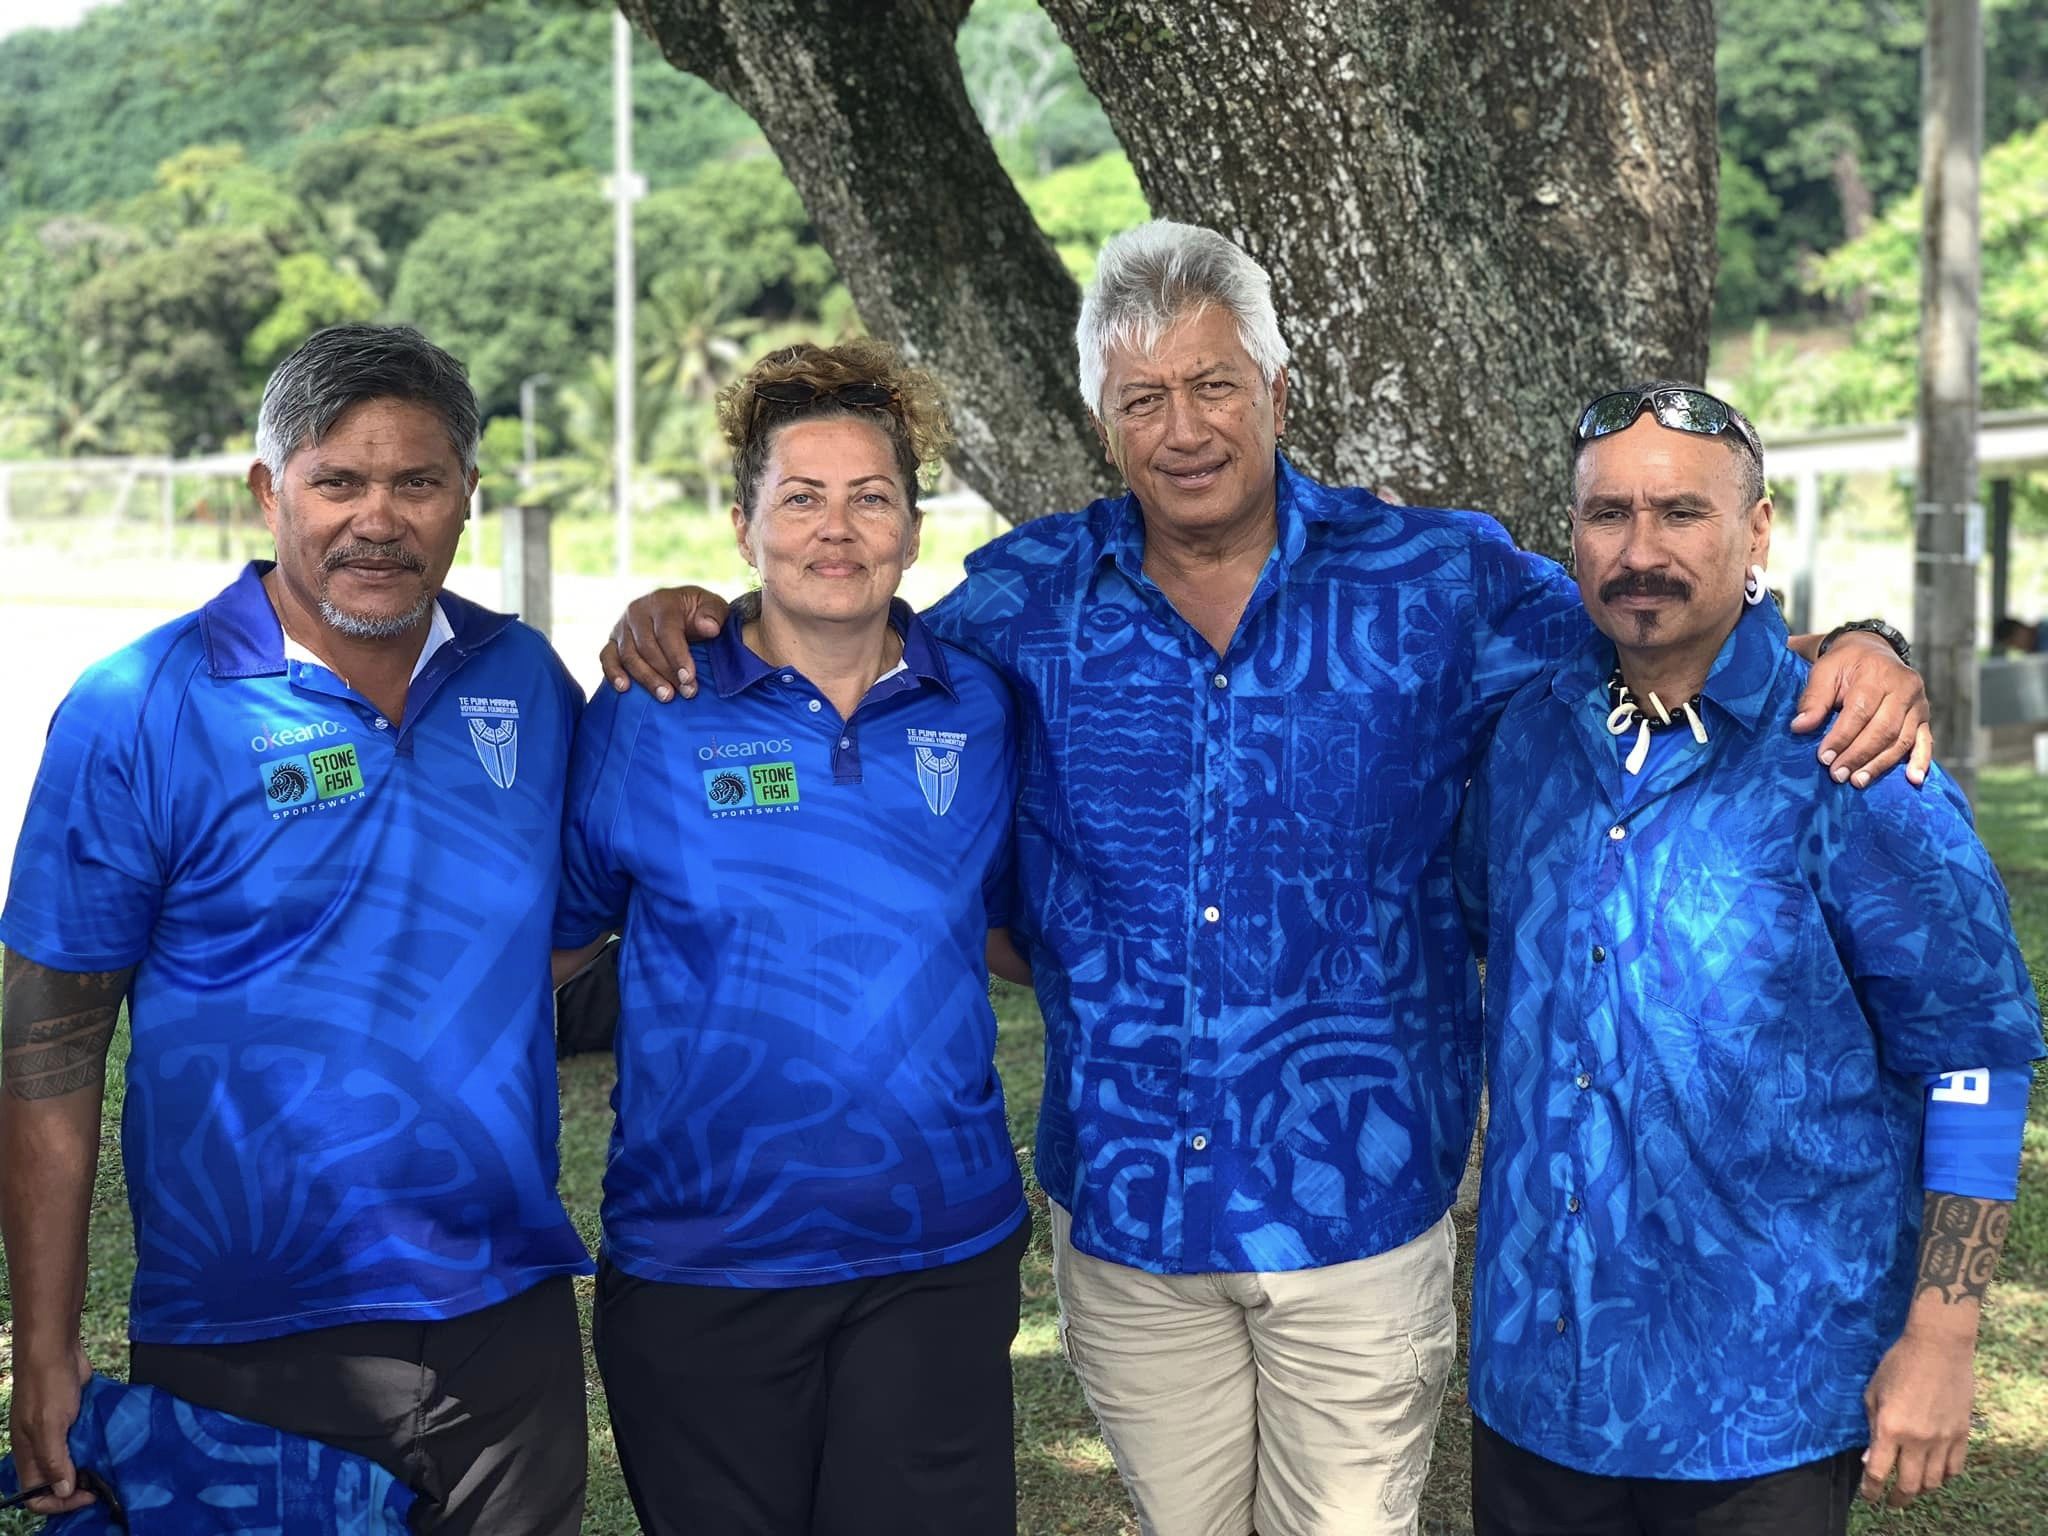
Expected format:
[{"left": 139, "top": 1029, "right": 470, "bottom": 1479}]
[
  {"left": 608, "top": 10, "right": 646, "bottom": 580},
  {"left": 1915, "top": 0, "right": 1983, "bottom": 803}
]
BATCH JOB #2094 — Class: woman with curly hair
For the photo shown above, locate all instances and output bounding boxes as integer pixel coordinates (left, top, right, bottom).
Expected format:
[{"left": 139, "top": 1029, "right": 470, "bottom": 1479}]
[{"left": 554, "top": 339, "right": 1028, "bottom": 1535}]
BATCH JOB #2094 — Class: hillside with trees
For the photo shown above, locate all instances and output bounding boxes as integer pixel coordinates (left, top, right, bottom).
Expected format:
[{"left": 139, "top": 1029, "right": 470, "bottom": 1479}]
[{"left": 0, "top": 0, "right": 2040, "bottom": 528}]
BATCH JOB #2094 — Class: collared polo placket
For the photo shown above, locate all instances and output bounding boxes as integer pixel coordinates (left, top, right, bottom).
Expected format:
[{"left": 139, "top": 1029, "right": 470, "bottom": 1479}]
[{"left": 750, "top": 654, "right": 938, "bottom": 786}]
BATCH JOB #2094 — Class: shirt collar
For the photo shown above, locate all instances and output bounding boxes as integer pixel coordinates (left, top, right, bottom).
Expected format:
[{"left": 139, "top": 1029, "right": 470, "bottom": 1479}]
[
  {"left": 1102, "top": 452, "right": 1326, "bottom": 583},
  {"left": 705, "top": 596, "right": 956, "bottom": 700},
  {"left": 1551, "top": 597, "right": 1791, "bottom": 734},
  {"left": 198, "top": 560, "right": 515, "bottom": 679}
]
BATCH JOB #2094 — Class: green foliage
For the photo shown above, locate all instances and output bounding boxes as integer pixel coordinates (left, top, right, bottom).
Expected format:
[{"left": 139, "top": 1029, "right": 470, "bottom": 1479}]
[
  {"left": 244, "top": 252, "right": 381, "bottom": 371},
  {"left": 1808, "top": 121, "right": 2048, "bottom": 421},
  {"left": 67, "top": 228, "right": 283, "bottom": 451},
  {"left": 1713, "top": 0, "right": 2048, "bottom": 328},
  {"left": 957, "top": 0, "right": 1120, "bottom": 177},
  {"left": 388, "top": 155, "right": 836, "bottom": 419},
  {"left": 289, "top": 109, "right": 574, "bottom": 265},
  {"left": 1019, "top": 152, "right": 1149, "bottom": 284},
  {"left": 1713, "top": 0, "right": 1923, "bottom": 325},
  {"left": 1711, "top": 155, "right": 1782, "bottom": 330}
]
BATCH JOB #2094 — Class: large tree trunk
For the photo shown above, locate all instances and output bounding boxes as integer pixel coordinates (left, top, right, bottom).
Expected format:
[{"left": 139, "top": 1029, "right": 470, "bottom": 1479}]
[
  {"left": 622, "top": 0, "right": 1119, "bottom": 520},
  {"left": 625, "top": 0, "right": 1718, "bottom": 554}
]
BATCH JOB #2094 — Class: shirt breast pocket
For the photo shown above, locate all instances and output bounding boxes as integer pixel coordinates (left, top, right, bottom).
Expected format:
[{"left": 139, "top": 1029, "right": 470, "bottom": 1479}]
[{"left": 1642, "top": 869, "right": 1818, "bottom": 1029}]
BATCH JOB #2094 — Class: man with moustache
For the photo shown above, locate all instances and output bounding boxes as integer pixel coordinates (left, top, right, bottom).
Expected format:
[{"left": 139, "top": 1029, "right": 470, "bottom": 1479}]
[
  {"left": 601, "top": 227, "right": 1933, "bottom": 1535},
  {"left": 1456, "top": 385, "right": 2042, "bottom": 1533},
  {"left": 0, "top": 324, "right": 592, "bottom": 1532}
]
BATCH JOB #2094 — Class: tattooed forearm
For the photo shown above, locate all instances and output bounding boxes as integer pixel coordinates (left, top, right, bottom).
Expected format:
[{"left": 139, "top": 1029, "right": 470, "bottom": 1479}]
[
  {"left": 1915, "top": 1192, "right": 2013, "bottom": 1306},
  {"left": 0, "top": 956, "right": 131, "bottom": 1102}
]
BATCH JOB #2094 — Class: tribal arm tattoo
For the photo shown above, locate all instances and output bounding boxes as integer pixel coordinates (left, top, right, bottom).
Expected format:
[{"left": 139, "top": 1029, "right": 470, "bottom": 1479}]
[
  {"left": 1914, "top": 1192, "right": 2013, "bottom": 1308},
  {"left": 1, "top": 953, "right": 131, "bottom": 1102}
]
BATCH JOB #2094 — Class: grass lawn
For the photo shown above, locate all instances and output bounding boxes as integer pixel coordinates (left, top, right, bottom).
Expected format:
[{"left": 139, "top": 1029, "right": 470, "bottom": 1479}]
[{"left": 4, "top": 768, "right": 2046, "bottom": 1534}]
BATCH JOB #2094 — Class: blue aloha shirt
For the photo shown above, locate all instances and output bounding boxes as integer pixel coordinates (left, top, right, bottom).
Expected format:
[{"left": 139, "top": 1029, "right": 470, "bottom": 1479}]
[
  {"left": 923, "top": 455, "right": 1588, "bottom": 1274},
  {"left": 1456, "top": 597, "right": 2045, "bottom": 1479}
]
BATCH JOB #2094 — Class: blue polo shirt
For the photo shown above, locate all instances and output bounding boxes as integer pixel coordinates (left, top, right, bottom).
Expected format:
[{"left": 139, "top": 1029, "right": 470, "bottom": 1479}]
[
  {"left": 555, "top": 602, "right": 1026, "bottom": 1287},
  {"left": 1456, "top": 599, "right": 2045, "bottom": 1479},
  {"left": 0, "top": 563, "right": 593, "bottom": 1345},
  {"left": 921, "top": 456, "right": 1590, "bottom": 1274}
]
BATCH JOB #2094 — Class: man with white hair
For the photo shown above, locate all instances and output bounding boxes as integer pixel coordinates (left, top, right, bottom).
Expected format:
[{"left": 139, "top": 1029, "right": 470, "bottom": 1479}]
[
  {"left": 602, "top": 222, "right": 1931, "bottom": 1535},
  {"left": 0, "top": 324, "right": 591, "bottom": 1532}
]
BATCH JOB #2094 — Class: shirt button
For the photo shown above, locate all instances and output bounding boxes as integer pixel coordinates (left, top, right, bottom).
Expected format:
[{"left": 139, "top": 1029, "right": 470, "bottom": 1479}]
[
  {"left": 1574, "top": 1072, "right": 1591, "bottom": 1090},
  {"left": 1591, "top": 945, "right": 1607, "bottom": 963},
  {"left": 839, "top": 737, "right": 851, "bottom": 749},
  {"left": 1567, "top": 1194, "right": 1583, "bottom": 1214},
  {"left": 1212, "top": 672, "right": 1229, "bottom": 689},
  {"left": 1556, "top": 1315, "right": 1568, "bottom": 1333},
  {"left": 781, "top": 673, "right": 795, "bottom": 684},
  {"left": 373, "top": 717, "right": 390, "bottom": 730},
  {"left": 1202, "top": 904, "right": 1221, "bottom": 924},
  {"left": 1190, "top": 1134, "right": 1209, "bottom": 1151},
  {"left": 807, "top": 699, "right": 822, "bottom": 713},
  {"left": 1608, "top": 825, "right": 1627, "bottom": 842}
]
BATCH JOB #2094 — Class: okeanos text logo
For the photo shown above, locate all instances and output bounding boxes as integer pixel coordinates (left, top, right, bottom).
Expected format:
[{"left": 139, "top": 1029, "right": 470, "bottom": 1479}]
[
  {"left": 250, "top": 719, "right": 344, "bottom": 753},
  {"left": 697, "top": 736, "right": 794, "bottom": 762}
]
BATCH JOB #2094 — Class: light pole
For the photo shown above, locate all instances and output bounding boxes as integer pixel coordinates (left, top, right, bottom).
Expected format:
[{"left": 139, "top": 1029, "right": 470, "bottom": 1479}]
[
  {"left": 519, "top": 372, "right": 553, "bottom": 496},
  {"left": 506, "top": 372, "right": 556, "bottom": 637},
  {"left": 607, "top": 10, "right": 646, "bottom": 579}
]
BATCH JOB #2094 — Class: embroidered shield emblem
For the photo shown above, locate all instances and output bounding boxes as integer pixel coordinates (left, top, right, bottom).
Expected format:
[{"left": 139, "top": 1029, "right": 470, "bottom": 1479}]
[
  {"left": 915, "top": 747, "right": 958, "bottom": 816},
  {"left": 467, "top": 716, "right": 519, "bottom": 789}
]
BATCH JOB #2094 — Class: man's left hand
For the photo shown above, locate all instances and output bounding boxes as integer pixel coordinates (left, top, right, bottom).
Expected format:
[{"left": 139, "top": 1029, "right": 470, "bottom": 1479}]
[
  {"left": 1861, "top": 1328, "right": 1975, "bottom": 1506},
  {"left": 1791, "top": 632, "right": 1932, "bottom": 788}
]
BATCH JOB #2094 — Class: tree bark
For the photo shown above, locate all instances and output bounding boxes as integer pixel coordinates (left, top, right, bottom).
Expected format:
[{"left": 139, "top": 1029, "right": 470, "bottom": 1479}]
[
  {"left": 625, "top": 0, "right": 1718, "bottom": 552},
  {"left": 621, "top": 0, "right": 1120, "bottom": 521}
]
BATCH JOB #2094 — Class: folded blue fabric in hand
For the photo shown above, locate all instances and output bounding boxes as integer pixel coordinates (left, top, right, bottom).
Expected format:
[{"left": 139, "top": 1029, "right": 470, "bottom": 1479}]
[{"left": 0, "top": 1374, "right": 414, "bottom": 1534}]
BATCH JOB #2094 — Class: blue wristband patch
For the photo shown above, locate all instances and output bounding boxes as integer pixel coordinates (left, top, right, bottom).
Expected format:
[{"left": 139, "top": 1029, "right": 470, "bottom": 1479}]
[{"left": 1922, "top": 1064, "right": 2034, "bottom": 1202}]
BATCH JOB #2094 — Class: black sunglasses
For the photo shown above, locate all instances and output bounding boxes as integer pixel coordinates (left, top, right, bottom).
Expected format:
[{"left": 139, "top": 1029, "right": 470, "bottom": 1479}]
[
  {"left": 1, "top": 1468, "right": 127, "bottom": 1526},
  {"left": 748, "top": 379, "right": 898, "bottom": 429},
  {"left": 1574, "top": 387, "right": 1762, "bottom": 465}
]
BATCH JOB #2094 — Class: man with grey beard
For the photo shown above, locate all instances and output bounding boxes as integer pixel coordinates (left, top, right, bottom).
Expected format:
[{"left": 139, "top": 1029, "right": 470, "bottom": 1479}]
[{"left": 0, "top": 324, "right": 592, "bottom": 1532}]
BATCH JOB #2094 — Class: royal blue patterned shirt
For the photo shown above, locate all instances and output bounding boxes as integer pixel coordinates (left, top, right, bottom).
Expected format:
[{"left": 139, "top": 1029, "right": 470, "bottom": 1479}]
[
  {"left": 554, "top": 603, "right": 1026, "bottom": 1286},
  {"left": 0, "top": 563, "right": 593, "bottom": 1344},
  {"left": 1457, "top": 599, "right": 2045, "bottom": 1479},
  {"left": 922, "top": 456, "right": 1588, "bottom": 1273}
]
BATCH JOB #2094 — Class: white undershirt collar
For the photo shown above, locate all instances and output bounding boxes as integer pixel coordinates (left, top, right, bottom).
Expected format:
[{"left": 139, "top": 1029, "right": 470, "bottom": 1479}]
[{"left": 283, "top": 600, "right": 455, "bottom": 685}]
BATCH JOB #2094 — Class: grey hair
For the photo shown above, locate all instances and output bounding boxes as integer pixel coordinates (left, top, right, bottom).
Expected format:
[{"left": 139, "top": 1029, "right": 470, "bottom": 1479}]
[
  {"left": 1077, "top": 220, "right": 1290, "bottom": 417},
  {"left": 255, "top": 324, "right": 480, "bottom": 477}
]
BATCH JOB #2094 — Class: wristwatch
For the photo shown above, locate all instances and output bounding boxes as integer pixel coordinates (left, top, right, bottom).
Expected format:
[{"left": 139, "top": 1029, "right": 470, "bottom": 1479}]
[{"left": 1818, "top": 618, "right": 1911, "bottom": 666}]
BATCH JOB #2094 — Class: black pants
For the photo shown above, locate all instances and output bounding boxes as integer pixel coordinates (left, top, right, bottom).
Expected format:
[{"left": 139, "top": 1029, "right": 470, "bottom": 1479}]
[
  {"left": 129, "top": 1276, "right": 585, "bottom": 1536},
  {"left": 1473, "top": 1416, "right": 1864, "bottom": 1536},
  {"left": 594, "top": 1218, "right": 1028, "bottom": 1536}
]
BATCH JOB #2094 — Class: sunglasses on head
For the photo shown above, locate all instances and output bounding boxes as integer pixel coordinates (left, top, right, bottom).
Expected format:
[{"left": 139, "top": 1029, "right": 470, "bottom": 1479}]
[
  {"left": 1574, "top": 386, "right": 1762, "bottom": 465},
  {"left": 748, "top": 378, "right": 898, "bottom": 429}
]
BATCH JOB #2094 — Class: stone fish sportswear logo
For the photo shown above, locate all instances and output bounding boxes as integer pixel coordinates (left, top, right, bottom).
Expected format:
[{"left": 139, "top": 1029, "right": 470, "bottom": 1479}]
[
  {"left": 266, "top": 760, "right": 310, "bottom": 804},
  {"left": 256, "top": 741, "right": 366, "bottom": 820},
  {"left": 459, "top": 695, "right": 520, "bottom": 789},
  {"left": 906, "top": 727, "right": 967, "bottom": 817}
]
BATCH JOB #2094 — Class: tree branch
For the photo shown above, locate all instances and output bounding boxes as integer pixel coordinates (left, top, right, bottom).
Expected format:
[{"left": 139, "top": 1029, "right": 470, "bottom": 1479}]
[{"left": 624, "top": 0, "right": 1117, "bottom": 522}]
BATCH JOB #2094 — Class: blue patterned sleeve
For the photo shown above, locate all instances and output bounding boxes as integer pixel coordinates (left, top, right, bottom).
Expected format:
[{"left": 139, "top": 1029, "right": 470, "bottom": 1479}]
[
  {"left": 553, "top": 683, "right": 639, "bottom": 946},
  {"left": 1465, "top": 518, "right": 1592, "bottom": 718},
  {"left": 0, "top": 653, "right": 167, "bottom": 971},
  {"left": 1820, "top": 770, "right": 2046, "bottom": 1077}
]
